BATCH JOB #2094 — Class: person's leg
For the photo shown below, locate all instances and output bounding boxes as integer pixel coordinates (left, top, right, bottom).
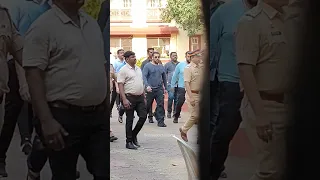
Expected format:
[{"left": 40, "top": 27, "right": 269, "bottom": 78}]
[
  {"left": 124, "top": 99, "right": 136, "bottom": 149},
  {"left": 0, "top": 95, "right": 24, "bottom": 177},
  {"left": 173, "top": 88, "right": 186, "bottom": 123},
  {"left": 172, "top": 87, "right": 178, "bottom": 116},
  {"left": 80, "top": 111, "right": 110, "bottom": 180},
  {"left": 154, "top": 88, "right": 166, "bottom": 127},
  {"left": 0, "top": 94, "right": 4, "bottom": 132},
  {"left": 167, "top": 87, "right": 174, "bottom": 118},
  {"left": 146, "top": 92, "right": 155, "bottom": 123},
  {"left": 117, "top": 96, "right": 125, "bottom": 123},
  {"left": 210, "top": 82, "right": 243, "bottom": 180},
  {"left": 180, "top": 93, "right": 200, "bottom": 141},
  {"left": 17, "top": 103, "right": 33, "bottom": 155},
  {"left": 110, "top": 85, "right": 117, "bottom": 116},
  {"left": 131, "top": 95, "right": 147, "bottom": 146}
]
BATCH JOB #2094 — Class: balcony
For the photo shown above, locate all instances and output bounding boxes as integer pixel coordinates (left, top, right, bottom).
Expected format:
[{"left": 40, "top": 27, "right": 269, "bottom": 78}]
[{"left": 110, "top": 8, "right": 164, "bottom": 23}]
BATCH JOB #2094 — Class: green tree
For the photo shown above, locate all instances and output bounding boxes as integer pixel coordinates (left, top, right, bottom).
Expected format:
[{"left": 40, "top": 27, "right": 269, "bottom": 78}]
[
  {"left": 82, "top": 0, "right": 102, "bottom": 19},
  {"left": 161, "top": 0, "right": 203, "bottom": 36}
]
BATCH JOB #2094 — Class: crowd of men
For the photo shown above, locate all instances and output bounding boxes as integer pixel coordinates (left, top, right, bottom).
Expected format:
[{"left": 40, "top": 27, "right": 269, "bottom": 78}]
[
  {"left": 109, "top": 47, "right": 204, "bottom": 148},
  {"left": 209, "top": 0, "right": 301, "bottom": 180}
]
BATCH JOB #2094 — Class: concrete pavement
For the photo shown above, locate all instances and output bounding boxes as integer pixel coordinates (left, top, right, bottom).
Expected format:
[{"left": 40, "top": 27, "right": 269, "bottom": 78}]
[{"left": 2, "top": 106, "right": 256, "bottom": 180}]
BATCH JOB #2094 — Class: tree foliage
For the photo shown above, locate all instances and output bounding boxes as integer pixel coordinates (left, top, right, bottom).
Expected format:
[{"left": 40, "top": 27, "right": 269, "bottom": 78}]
[
  {"left": 161, "top": 0, "right": 203, "bottom": 36},
  {"left": 83, "top": 0, "right": 102, "bottom": 19}
]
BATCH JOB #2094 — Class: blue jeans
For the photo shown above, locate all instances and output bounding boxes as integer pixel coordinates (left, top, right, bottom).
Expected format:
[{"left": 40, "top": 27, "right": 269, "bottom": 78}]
[
  {"left": 167, "top": 87, "right": 178, "bottom": 114},
  {"left": 210, "top": 81, "right": 243, "bottom": 180}
]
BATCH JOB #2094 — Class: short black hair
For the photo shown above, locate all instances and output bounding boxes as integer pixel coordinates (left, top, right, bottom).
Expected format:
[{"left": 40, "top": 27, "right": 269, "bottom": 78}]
[
  {"left": 147, "top": 48, "right": 154, "bottom": 53},
  {"left": 152, "top": 52, "right": 160, "bottom": 57},
  {"left": 170, "top": 52, "right": 177, "bottom": 57},
  {"left": 185, "top": 51, "right": 191, "bottom": 55},
  {"left": 117, "top": 49, "right": 124, "bottom": 54},
  {"left": 123, "top": 51, "right": 135, "bottom": 59}
]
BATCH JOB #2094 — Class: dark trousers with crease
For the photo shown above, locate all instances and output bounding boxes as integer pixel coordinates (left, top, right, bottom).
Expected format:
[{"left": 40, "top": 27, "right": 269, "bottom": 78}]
[
  {"left": 173, "top": 87, "right": 186, "bottom": 119},
  {"left": 210, "top": 81, "right": 243, "bottom": 180},
  {"left": 124, "top": 94, "right": 147, "bottom": 143},
  {"left": 35, "top": 106, "right": 110, "bottom": 180},
  {"left": 146, "top": 88, "right": 165, "bottom": 123}
]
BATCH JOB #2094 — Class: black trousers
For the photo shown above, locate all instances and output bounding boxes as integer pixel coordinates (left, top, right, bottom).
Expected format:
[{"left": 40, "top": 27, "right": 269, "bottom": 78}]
[
  {"left": 146, "top": 88, "right": 165, "bottom": 123},
  {"left": 0, "top": 60, "right": 33, "bottom": 163},
  {"left": 124, "top": 94, "right": 147, "bottom": 143},
  {"left": 110, "top": 82, "right": 119, "bottom": 112},
  {"left": 173, "top": 87, "right": 186, "bottom": 119},
  {"left": 35, "top": 106, "right": 109, "bottom": 180},
  {"left": 210, "top": 82, "right": 243, "bottom": 180}
]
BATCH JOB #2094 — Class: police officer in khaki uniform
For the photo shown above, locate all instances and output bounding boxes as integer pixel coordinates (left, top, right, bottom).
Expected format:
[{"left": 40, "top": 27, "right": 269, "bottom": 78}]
[
  {"left": 0, "top": 5, "right": 23, "bottom": 131},
  {"left": 179, "top": 49, "right": 203, "bottom": 142},
  {"left": 235, "top": 1, "right": 290, "bottom": 179}
]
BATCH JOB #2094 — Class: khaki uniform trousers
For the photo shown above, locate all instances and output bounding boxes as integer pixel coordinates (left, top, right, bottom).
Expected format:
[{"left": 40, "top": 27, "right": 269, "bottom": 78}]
[
  {"left": 240, "top": 96, "right": 287, "bottom": 180},
  {"left": 181, "top": 93, "right": 200, "bottom": 133}
]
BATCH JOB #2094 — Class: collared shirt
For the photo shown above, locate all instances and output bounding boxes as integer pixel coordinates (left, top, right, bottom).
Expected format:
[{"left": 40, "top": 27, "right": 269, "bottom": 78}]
[
  {"left": 0, "top": 7, "right": 23, "bottom": 94},
  {"left": 3, "top": 0, "right": 51, "bottom": 36},
  {"left": 113, "top": 58, "right": 126, "bottom": 73},
  {"left": 142, "top": 62, "right": 167, "bottom": 90},
  {"left": 235, "top": 1, "right": 290, "bottom": 93},
  {"left": 117, "top": 64, "right": 144, "bottom": 95},
  {"left": 141, "top": 58, "right": 151, "bottom": 71},
  {"left": 210, "top": 0, "right": 246, "bottom": 83},
  {"left": 164, "top": 60, "right": 179, "bottom": 88},
  {"left": 23, "top": 5, "right": 107, "bottom": 106},
  {"left": 171, "top": 60, "right": 188, "bottom": 88},
  {"left": 184, "top": 62, "right": 203, "bottom": 92}
]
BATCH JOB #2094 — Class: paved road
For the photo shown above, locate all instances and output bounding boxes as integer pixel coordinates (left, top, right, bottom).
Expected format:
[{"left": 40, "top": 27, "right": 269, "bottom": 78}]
[{"left": 3, "top": 107, "right": 256, "bottom": 180}]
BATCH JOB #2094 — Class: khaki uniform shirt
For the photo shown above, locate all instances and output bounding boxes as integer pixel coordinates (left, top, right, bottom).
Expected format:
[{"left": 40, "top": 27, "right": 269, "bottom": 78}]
[
  {"left": 22, "top": 5, "right": 107, "bottom": 106},
  {"left": 184, "top": 62, "right": 203, "bottom": 92},
  {"left": 117, "top": 64, "right": 144, "bottom": 95},
  {"left": 0, "top": 6, "right": 23, "bottom": 94},
  {"left": 235, "top": 1, "right": 290, "bottom": 94}
]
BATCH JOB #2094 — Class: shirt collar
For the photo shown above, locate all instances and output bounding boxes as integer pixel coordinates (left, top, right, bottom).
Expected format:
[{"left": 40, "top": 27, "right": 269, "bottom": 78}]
[
  {"left": 258, "top": 0, "right": 282, "bottom": 19},
  {"left": 126, "top": 63, "right": 137, "bottom": 70},
  {"left": 52, "top": 5, "right": 88, "bottom": 28}
]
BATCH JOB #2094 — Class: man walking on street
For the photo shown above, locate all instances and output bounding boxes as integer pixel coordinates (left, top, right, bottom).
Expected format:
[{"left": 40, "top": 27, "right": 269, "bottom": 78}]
[
  {"left": 143, "top": 52, "right": 168, "bottom": 127},
  {"left": 0, "top": 4, "right": 24, "bottom": 177},
  {"left": 117, "top": 51, "right": 147, "bottom": 150},
  {"left": 23, "top": 0, "right": 109, "bottom": 179},
  {"left": 179, "top": 50, "right": 203, "bottom": 142},
  {"left": 164, "top": 52, "right": 179, "bottom": 119},
  {"left": 170, "top": 51, "right": 190, "bottom": 123}
]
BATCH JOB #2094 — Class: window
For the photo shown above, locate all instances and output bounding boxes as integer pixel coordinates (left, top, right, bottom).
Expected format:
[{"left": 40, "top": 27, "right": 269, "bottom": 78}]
[
  {"left": 110, "top": 37, "right": 132, "bottom": 54},
  {"left": 123, "top": 0, "right": 132, "bottom": 8},
  {"left": 110, "top": 0, "right": 132, "bottom": 8},
  {"left": 147, "top": 37, "right": 170, "bottom": 58},
  {"left": 189, "top": 36, "right": 201, "bottom": 51},
  {"left": 147, "top": 0, "right": 165, "bottom": 8}
]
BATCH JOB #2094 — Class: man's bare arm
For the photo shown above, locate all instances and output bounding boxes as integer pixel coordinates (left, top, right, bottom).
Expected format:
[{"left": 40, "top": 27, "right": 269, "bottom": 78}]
[
  {"left": 15, "top": 62, "right": 28, "bottom": 89},
  {"left": 118, "top": 83, "right": 126, "bottom": 101},
  {"left": 238, "top": 64, "right": 265, "bottom": 120},
  {"left": 25, "top": 67, "right": 53, "bottom": 122}
]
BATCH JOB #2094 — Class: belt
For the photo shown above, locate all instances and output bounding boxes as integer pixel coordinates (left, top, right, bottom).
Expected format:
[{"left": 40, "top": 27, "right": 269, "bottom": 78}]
[
  {"left": 126, "top": 93, "right": 143, "bottom": 97},
  {"left": 191, "top": 90, "right": 200, "bottom": 94},
  {"left": 48, "top": 101, "right": 105, "bottom": 112},
  {"left": 259, "top": 91, "right": 284, "bottom": 104}
]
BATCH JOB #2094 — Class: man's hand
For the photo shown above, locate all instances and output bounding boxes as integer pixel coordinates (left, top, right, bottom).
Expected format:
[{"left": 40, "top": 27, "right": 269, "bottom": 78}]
[
  {"left": 122, "top": 98, "right": 131, "bottom": 109},
  {"left": 164, "top": 90, "right": 167, "bottom": 94},
  {"left": 256, "top": 119, "right": 273, "bottom": 143},
  {"left": 146, "top": 86, "right": 152, "bottom": 92},
  {"left": 41, "top": 118, "right": 69, "bottom": 151},
  {"left": 19, "top": 86, "right": 31, "bottom": 102}
]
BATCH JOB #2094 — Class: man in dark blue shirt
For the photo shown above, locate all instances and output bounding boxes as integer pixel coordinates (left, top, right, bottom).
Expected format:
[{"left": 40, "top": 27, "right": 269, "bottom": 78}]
[{"left": 142, "top": 52, "right": 168, "bottom": 127}]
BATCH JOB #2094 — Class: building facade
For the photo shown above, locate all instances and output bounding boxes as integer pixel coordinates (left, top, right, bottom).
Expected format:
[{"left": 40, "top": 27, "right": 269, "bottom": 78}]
[{"left": 110, "top": 0, "right": 206, "bottom": 63}]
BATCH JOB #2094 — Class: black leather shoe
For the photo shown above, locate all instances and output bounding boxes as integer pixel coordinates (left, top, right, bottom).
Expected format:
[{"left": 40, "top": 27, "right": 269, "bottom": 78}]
[
  {"left": 110, "top": 136, "right": 118, "bottom": 141},
  {"left": 126, "top": 142, "right": 137, "bottom": 150},
  {"left": 173, "top": 118, "right": 178, "bottom": 123},
  {"left": 133, "top": 137, "right": 141, "bottom": 147},
  {"left": 148, "top": 117, "right": 154, "bottom": 123},
  {"left": 158, "top": 123, "right": 167, "bottom": 127}
]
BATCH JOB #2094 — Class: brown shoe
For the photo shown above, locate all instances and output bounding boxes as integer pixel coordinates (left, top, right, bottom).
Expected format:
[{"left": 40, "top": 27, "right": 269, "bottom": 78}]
[{"left": 179, "top": 128, "right": 188, "bottom": 142}]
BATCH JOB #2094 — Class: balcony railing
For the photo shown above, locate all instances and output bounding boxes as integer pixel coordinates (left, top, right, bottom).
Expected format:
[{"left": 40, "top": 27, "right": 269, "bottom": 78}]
[
  {"left": 110, "top": 8, "right": 164, "bottom": 22},
  {"left": 110, "top": 8, "right": 132, "bottom": 22}
]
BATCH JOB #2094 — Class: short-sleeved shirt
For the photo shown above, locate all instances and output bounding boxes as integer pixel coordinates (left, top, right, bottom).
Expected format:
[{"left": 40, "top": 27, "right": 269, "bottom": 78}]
[
  {"left": 184, "top": 62, "right": 203, "bottom": 92},
  {"left": 235, "top": 1, "right": 290, "bottom": 93},
  {"left": 117, "top": 64, "right": 144, "bottom": 95},
  {"left": 22, "top": 5, "right": 107, "bottom": 106},
  {"left": 0, "top": 7, "right": 23, "bottom": 94}
]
